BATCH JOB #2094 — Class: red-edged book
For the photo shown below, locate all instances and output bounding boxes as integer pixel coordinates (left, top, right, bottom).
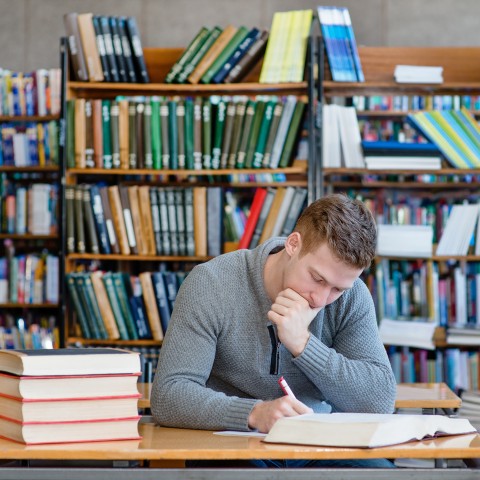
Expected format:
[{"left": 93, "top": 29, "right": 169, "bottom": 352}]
[
  {"left": 0, "top": 415, "right": 141, "bottom": 444},
  {"left": 238, "top": 188, "right": 268, "bottom": 249}
]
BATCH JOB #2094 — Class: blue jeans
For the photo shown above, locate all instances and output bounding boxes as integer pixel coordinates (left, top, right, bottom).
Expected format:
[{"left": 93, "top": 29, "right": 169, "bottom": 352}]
[{"left": 186, "top": 458, "right": 395, "bottom": 468}]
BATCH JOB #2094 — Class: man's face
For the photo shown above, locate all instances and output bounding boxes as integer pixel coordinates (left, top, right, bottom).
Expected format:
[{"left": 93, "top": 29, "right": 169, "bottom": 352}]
[{"left": 283, "top": 238, "right": 363, "bottom": 309}]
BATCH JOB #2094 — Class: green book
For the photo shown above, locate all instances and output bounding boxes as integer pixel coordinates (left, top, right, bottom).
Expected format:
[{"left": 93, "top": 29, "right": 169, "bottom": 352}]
[
  {"left": 101, "top": 99, "right": 113, "bottom": 169},
  {"left": 193, "top": 97, "right": 203, "bottom": 169},
  {"left": 66, "top": 100, "right": 75, "bottom": 168},
  {"left": 102, "top": 272, "right": 130, "bottom": 340},
  {"left": 112, "top": 272, "right": 139, "bottom": 340},
  {"left": 144, "top": 99, "right": 153, "bottom": 169},
  {"left": 262, "top": 102, "right": 283, "bottom": 168},
  {"left": 200, "top": 26, "right": 250, "bottom": 84},
  {"left": 66, "top": 274, "right": 92, "bottom": 339},
  {"left": 74, "top": 273, "right": 102, "bottom": 340},
  {"left": 110, "top": 100, "right": 120, "bottom": 168},
  {"left": 220, "top": 101, "right": 235, "bottom": 168},
  {"left": 177, "top": 27, "right": 223, "bottom": 84},
  {"left": 278, "top": 100, "right": 306, "bottom": 167},
  {"left": 150, "top": 97, "right": 161, "bottom": 169},
  {"left": 82, "top": 273, "right": 109, "bottom": 340},
  {"left": 74, "top": 186, "right": 85, "bottom": 253},
  {"left": 128, "top": 101, "right": 137, "bottom": 168},
  {"left": 228, "top": 100, "right": 247, "bottom": 168},
  {"left": 252, "top": 99, "right": 276, "bottom": 168},
  {"left": 244, "top": 100, "right": 266, "bottom": 168},
  {"left": 165, "top": 27, "right": 211, "bottom": 83},
  {"left": 184, "top": 98, "right": 195, "bottom": 169},
  {"left": 65, "top": 186, "right": 75, "bottom": 254},
  {"left": 211, "top": 98, "right": 227, "bottom": 169},
  {"left": 168, "top": 99, "right": 178, "bottom": 169},
  {"left": 160, "top": 99, "right": 170, "bottom": 169},
  {"left": 176, "top": 99, "right": 186, "bottom": 169},
  {"left": 236, "top": 99, "right": 256, "bottom": 168},
  {"left": 202, "top": 97, "right": 212, "bottom": 169}
]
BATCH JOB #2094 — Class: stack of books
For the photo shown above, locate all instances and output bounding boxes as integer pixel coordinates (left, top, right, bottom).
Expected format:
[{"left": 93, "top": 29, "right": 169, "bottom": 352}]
[
  {"left": 64, "top": 13, "right": 149, "bottom": 83},
  {"left": 0, "top": 348, "right": 141, "bottom": 444},
  {"left": 317, "top": 6, "right": 364, "bottom": 82},
  {"left": 259, "top": 10, "right": 313, "bottom": 83},
  {"left": 394, "top": 65, "right": 443, "bottom": 84},
  {"left": 166, "top": 26, "right": 269, "bottom": 84}
]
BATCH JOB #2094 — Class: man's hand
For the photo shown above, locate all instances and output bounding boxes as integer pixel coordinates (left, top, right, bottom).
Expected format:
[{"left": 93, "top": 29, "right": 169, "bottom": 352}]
[
  {"left": 248, "top": 396, "right": 313, "bottom": 433},
  {"left": 267, "top": 288, "right": 321, "bottom": 356}
]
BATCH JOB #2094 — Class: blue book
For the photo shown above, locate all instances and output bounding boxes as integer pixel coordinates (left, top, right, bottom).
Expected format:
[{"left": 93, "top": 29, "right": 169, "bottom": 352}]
[
  {"left": 361, "top": 140, "right": 440, "bottom": 154},
  {"left": 89, "top": 184, "right": 111, "bottom": 254},
  {"left": 339, "top": 7, "right": 364, "bottom": 82},
  {"left": 317, "top": 7, "right": 345, "bottom": 81},
  {"left": 451, "top": 108, "right": 480, "bottom": 151},
  {"left": 151, "top": 271, "right": 171, "bottom": 335},
  {"left": 212, "top": 28, "right": 261, "bottom": 84},
  {"left": 329, "top": 7, "right": 356, "bottom": 82}
]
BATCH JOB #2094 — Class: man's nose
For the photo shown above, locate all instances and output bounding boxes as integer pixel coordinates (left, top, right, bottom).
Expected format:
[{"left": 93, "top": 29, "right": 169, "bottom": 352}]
[{"left": 311, "top": 287, "right": 331, "bottom": 308}]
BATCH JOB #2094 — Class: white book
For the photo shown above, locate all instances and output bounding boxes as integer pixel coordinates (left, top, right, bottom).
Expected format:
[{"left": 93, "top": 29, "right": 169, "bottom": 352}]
[
  {"left": 337, "top": 106, "right": 364, "bottom": 167},
  {"left": 264, "top": 413, "right": 475, "bottom": 448},
  {"left": 377, "top": 224, "right": 433, "bottom": 258},
  {"left": 379, "top": 318, "right": 436, "bottom": 350},
  {"left": 322, "top": 104, "right": 341, "bottom": 167},
  {"left": 365, "top": 156, "right": 441, "bottom": 170},
  {"left": 270, "top": 186, "right": 296, "bottom": 238}
]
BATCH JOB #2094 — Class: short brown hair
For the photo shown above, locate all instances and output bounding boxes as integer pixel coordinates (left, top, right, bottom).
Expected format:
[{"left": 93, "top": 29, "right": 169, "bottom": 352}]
[{"left": 293, "top": 194, "right": 376, "bottom": 269}]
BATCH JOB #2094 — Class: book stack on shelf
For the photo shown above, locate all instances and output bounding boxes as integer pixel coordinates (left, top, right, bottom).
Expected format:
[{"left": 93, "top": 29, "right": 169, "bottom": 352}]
[
  {"left": 394, "top": 65, "right": 443, "bottom": 84},
  {"left": 165, "top": 26, "right": 269, "bottom": 84},
  {"left": 317, "top": 6, "right": 364, "bottom": 83},
  {"left": 0, "top": 348, "right": 141, "bottom": 444},
  {"left": 67, "top": 95, "right": 306, "bottom": 171},
  {"left": 64, "top": 13, "right": 149, "bottom": 83},
  {"left": 259, "top": 9, "right": 313, "bottom": 84},
  {"left": 66, "top": 268, "right": 184, "bottom": 343}
]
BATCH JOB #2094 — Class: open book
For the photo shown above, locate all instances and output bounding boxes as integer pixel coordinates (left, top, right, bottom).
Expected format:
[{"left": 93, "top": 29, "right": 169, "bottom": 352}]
[{"left": 263, "top": 413, "right": 476, "bottom": 448}]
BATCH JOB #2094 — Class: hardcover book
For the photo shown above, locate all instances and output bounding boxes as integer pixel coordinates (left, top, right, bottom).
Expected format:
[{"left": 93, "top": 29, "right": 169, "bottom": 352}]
[{"left": 264, "top": 413, "right": 476, "bottom": 448}]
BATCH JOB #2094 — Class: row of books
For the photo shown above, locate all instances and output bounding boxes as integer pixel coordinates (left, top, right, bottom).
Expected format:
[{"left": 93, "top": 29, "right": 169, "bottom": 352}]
[
  {"left": 259, "top": 9, "right": 312, "bottom": 83},
  {"left": 408, "top": 108, "right": 480, "bottom": 169},
  {"left": 317, "top": 6, "right": 364, "bottom": 82},
  {"left": 67, "top": 95, "right": 305, "bottom": 171},
  {"left": 0, "top": 183, "right": 58, "bottom": 235},
  {"left": 373, "top": 259, "right": 480, "bottom": 328},
  {"left": 166, "top": 26, "right": 269, "bottom": 84},
  {"left": 67, "top": 269, "right": 185, "bottom": 342},
  {"left": 64, "top": 13, "right": 149, "bottom": 83},
  {"left": 0, "top": 122, "right": 58, "bottom": 167},
  {"left": 0, "top": 252, "right": 59, "bottom": 305},
  {"left": 386, "top": 346, "right": 478, "bottom": 392},
  {"left": 236, "top": 186, "right": 307, "bottom": 249},
  {"left": 0, "top": 68, "right": 61, "bottom": 117},
  {"left": 0, "top": 316, "right": 57, "bottom": 349},
  {"left": 132, "top": 346, "right": 159, "bottom": 384},
  {"left": 0, "top": 348, "right": 141, "bottom": 444},
  {"left": 352, "top": 94, "right": 480, "bottom": 112},
  {"left": 66, "top": 184, "right": 224, "bottom": 257},
  {"left": 359, "top": 119, "right": 427, "bottom": 144}
]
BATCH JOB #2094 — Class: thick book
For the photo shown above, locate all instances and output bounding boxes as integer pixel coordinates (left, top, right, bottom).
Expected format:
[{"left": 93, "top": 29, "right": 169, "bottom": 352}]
[
  {"left": 0, "top": 348, "right": 140, "bottom": 376},
  {"left": 0, "top": 371, "right": 139, "bottom": 400},
  {"left": 90, "top": 271, "right": 120, "bottom": 339},
  {"left": 125, "top": 16, "right": 150, "bottom": 83},
  {"left": 264, "top": 413, "right": 476, "bottom": 448},
  {"left": 63, "top": 13, "right": 89, "bottom": 81},
  {"left": 0, "top": 392, "right": 140, "bottom": 423},
  {"left": 238, "top": 188, "right": 267, "bottom": 250},
  {"left": 77, "top": 13, "right": 104, "bottom": 82},
  {"left": 0, "top": 415, "right": 141, "bottom": 445}
]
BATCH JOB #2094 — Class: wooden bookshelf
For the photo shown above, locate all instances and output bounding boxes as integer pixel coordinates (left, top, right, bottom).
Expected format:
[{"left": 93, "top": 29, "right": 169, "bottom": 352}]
[{"left": 67, "top": 337, "right": 162, "bottom": 347}]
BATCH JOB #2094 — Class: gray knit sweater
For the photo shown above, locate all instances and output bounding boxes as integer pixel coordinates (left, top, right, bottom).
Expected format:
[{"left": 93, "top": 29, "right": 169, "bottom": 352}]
[{"left": 151, "top": 237, "right": 396, "bottom": 431}]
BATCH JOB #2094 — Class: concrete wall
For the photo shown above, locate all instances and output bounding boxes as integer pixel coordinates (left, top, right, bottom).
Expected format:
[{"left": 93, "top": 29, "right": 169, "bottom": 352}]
[{"left": 0, "top": 0, "right": 475, "bottom": 71}]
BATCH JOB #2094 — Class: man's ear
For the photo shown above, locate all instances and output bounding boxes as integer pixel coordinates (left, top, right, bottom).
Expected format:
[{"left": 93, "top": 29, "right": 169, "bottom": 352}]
[{"left": 285, "top": 232, "right": 301, "bottom": 256}]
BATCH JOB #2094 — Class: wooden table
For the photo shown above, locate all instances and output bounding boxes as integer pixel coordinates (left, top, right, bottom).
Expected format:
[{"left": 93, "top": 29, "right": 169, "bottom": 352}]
[
  {"left": 138, "top": 382, "right": 462, "bottom": 412},
  {"left": 0, "top": 422, "right": 478, "bottom": 479}
]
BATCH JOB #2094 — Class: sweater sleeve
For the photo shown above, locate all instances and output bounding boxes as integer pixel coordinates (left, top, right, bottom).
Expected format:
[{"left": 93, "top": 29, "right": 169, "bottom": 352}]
[
  {"left": 150, "top": 266, "right": 259, "bottom": 431},
  {"left": 292, "top": 280, "right": 396, "bottom": 413}
]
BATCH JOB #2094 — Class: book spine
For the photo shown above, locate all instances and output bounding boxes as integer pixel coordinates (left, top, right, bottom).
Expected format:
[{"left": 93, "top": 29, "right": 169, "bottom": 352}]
[
  {"left": 125, "top": 16, "right": 150, "bottom": 83},
  {"left": 98, "top": 15, "right": 120, "bottom": 82},
  {"left": 150, "top": 97, "right": 161, "bottom": 169},
  {"left": 101, "top": 100, "right": 113, "bottom": 168},
  {"left": 143, "top": 99, "right": 153, "bottom": 169},
  {"left": 117, "top": 16, "right": 138, "bottom": 82},
  {"left": 92, "top": 15, "right": 111, "bottom": 82},
  {"left": 109, "top": 16, "right": 128, "bottom": 82},
  {"left": 63, "top": 13, "right": 89, "bottom": 82},
  {"left": 211, "top": 99, "right": 226, "bottom": 169}
]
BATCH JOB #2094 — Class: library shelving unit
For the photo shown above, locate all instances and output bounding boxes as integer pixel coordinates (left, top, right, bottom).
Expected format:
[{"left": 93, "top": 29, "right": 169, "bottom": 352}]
[
  {"left": 60, "top": 36, "right": 320, "bottom": 365},
  {"left": 317, "top": 45, "right": 480, "bottom": 390},
  {"left": 0, "top": 117, "right": 63, "bottom": 349}
]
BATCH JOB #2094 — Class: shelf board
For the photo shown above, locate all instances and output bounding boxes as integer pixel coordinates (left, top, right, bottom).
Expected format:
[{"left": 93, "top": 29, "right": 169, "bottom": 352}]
[
  {"left": 0, "top": 114, "right": 60, "bottom": 122},
  {"left": 0, "top": 233, "right": 58, "bottom": 240},
  {"left": 376, "top": 254, "right": 480, "bottom": 261},
  {"left": 326, "top": 181, "right": 480, "bottom": 189},
  {"left": 68, "top": 81, "right": 307, "bottom": 96},
  {"left": 323, "top": 81, "right": 480, "bottom": 96},
  {"left": 0, "top": 166, "right": 59, "bottom": 172},
  {"left": 323, "top": 168, "right": 480, "bottom": 175},
  {"left": 66, "top": 165, "right": 307, "bottom": 176},
  {"left": 356, "top": 110, "right": 480, "bottom": 118},
  {"left": 67, "top": 337, "right": 162, "bottom": 347},
  {"left": 0, "top": 303, "right": 59, "bottom": 308},
  {"left": 67, "top": 253, "right": 212, "bottom": 262}
]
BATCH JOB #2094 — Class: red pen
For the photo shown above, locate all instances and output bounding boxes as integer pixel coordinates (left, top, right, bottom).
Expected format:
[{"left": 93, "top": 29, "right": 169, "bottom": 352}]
[{"left": 278, "top": 376, "right": 296, "bottom": 400}]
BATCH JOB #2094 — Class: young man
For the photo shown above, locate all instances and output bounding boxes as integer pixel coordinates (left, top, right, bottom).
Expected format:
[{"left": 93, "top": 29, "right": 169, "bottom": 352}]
[{"left": 151, "top": 194, "right": 396, "bottom": 467}]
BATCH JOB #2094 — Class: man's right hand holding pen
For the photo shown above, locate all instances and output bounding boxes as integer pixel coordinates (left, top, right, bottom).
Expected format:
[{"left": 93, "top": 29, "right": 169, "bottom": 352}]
[{"left": 247, "top": 376, "right": 313, "bottom": 433}]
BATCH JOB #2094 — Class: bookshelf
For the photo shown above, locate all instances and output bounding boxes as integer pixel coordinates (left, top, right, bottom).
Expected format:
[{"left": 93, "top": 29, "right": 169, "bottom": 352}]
[
  {"left": 317, "top": 45, "right": 480, "bottom": 391},
  {"left": 61, "top": 37, "right": 319, "bottom": 376}
]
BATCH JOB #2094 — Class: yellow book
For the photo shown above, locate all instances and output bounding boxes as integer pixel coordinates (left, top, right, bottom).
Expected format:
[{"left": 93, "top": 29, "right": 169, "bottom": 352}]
[
  {"left": 36, "top": 124, "right": 46, "bottom": 166},
  {"left": 259, "top": 12, "right": 283, "bottom": 83},
  {"left": 289, "top": 9, "right": 313, "bottom": 82}
]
